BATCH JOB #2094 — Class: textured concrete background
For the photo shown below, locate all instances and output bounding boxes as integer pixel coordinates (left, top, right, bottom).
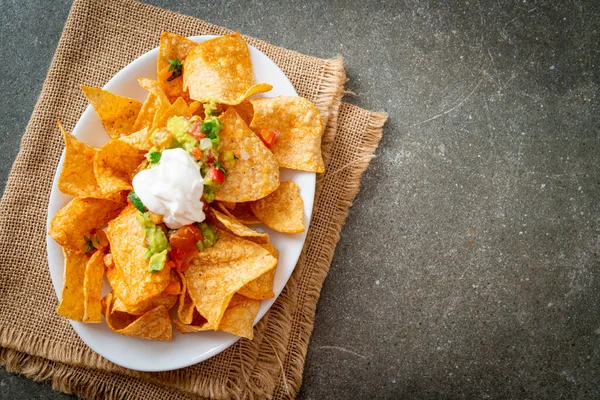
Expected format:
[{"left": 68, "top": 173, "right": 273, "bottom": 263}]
[{"left": 1, "top": 0, "right": 599, "bottom": 398}]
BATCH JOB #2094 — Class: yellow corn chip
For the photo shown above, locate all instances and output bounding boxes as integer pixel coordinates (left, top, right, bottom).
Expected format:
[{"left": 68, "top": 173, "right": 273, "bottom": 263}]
[
  {"left": 157, "top": 32, "right": 198, "bottom": 102},
  {"left": 183, "top": 32, "right": 272, "bottom": 105},
  {"left": 250, "top": 96, "right": 325, "bottom": 172},
  {"left": 184, "top": 229, "right": 277, "bottom": 329},
  {"left": 218, "top": 297, "right": 260, "bottom": 339},
  {"left": 250, "top": 180, "right": 305, "bottom": 233},
  {"left": 118, "top": 127, "right": 152, "bottom": 151},
  {"left": 137, "top": 78, "right": 171, "bottom": 128},
  {"left": 111, "top": 293, "right": 177, "bottom": 316},
  {"left": 49, "top": 196, "right": 126, "bottom": 253},
  {"left": 56, "top": 248, "right": 88, "bottom": 321},
  {"left": 105, "top": 205, "right": 172, "bottom": 307},
  {"left": 231, "top": 101, "right": 254, "bottom": 126},
  {"left": 132, "top": 93, "right": 159, "bottom": 131},
  {"left": 94, "top": 139, "right": 144, "bottom": 195},
  {"left": 102, "top": 293, "right": 172, "bottom": 341},
  {"left": 81, "top": 86, "right": 142, "bottom": 138},
  {"left": 176, "top": 271, "right": 195, "bottom": 325},
  {"left": 215, "top": 108, "right": 279, "bottom": 202},
  {"left": 174, "top": 295, "right": 259, "bottom": 339},
  {"left": 57, "top": 122, "right": 103, "bottom": 198},
  {"left": 151, "top": 96, "right": 193, "bottom": 131},
  {"left": 82, "top": 250, "right": 105, "bottom": 323},
  {"left": 238, "top": 242, "right": 278, "bottom": 300},
  {"left": 215, "top": 201, "right": 261, "bottom": 225},
  {"left": 208, "top": 207, "right": 268, "bottom": 243}
]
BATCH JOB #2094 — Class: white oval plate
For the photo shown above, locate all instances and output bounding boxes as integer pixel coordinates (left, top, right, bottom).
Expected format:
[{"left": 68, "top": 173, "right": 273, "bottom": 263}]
[{"left": 45, "top": 36, "right": 315, "bottom": 372}]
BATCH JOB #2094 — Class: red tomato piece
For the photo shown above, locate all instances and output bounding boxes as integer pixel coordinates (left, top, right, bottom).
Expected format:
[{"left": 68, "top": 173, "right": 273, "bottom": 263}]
[
  {"left": 207, "top": 166, "right": 225, "bottom": 183},
  {"left": 259, "top": 128, "right": 280, "bottom": 148},
  {"left": 189, "top": 120, "right": 204, "bottom": 140},
  {"left": 190, "top": 147, "right": 203, "bottom": 161}
]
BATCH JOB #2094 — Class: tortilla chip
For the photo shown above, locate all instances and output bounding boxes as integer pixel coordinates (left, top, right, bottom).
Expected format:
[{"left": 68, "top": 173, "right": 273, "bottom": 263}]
[
  {"left": 111, "top": 293, "right": 177, "bottom": 316},
  {"left": 49, "top": 196, "right": 126, "bottom": 252},
  {"left": 249, "top": 181, "right": 304, "bottom": 233},
  {"left": 133, "top": 94, "right": 159, "bottom": 131},
  {"left": 238, "top": 242, "right": 278, "bottom": 300},
  {"left": 174, "top": 296, "right": 259, "bottom": 339},
  {"left": 174, "top": 309, "right": 209, "bottom": 333},
  {"left": 184, "top": 229, "right": 277, "bottom": 329},
  {"left": 82, "top": 250, "right": 105, "bottom": 323},
  {"left": 215, "top": 108, "right": 279, "bottom": 202},
  {"left": 227, "top": 293, "right": 248, "bottom": 309},
  {"left": 218, "top": 297, "right": 260, "bottom": 339},
  {"left": 157, "top": 32, "right": 198, "bottom": 102},
  {"left": 56, "top": 248, "right": 88, "bottom": 321},
  {"left": 57, "top": 122, "right": 104, "bottom": 198},
  {"left": 118, "top": 127, "right": 152, "bottom": 151},
  {"left": 215, "top": 201, "right": 261, "bottom": 225},
  {"left": 94, "top": 139, "right": 144, "bottom": 195},
  {"left": 151, "top": 96, "right": 193, "bottom": 131},
  {"left": 231, "top": 101, "right": 254, "bottom": 126},
  {"left": 81, "top": 86, "right": 142, "bottom": 138},
  {"left": 208, "top": 207, "right": 268, "bottom": 243},
  {"left": 176, "top": 271, "right": 195, "bottom": 325},
  {"left": 102, "top": 293, "right": 172, "bottom": 341},
  {"left": 137, "top": 78, "right": 171, "bottom": 128},
  {"left": 105, "top": 205, "right": 171, "bottom": 307},
  {"left": 183, "top": 32, "right": 272, "bottom": 105},
  {"left": 250, "top": 96, "right": 325, "bottom": 172}
]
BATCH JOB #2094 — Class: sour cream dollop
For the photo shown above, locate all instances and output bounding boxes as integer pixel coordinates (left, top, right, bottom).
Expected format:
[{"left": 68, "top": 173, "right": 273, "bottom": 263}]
[{"left": 132, "top": 148, "right": 205, "bottom": 229}]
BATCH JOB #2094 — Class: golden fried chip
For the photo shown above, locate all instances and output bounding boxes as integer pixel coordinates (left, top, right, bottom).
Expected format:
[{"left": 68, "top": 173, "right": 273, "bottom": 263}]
[
  {"left": 111, "top": 293, "right": 177, "bottom": 316},
  {"left": 81, "top": 86, "right": 142, "bottom": 138},
  {"left": 215, "top": 201, "right": 261, "bottom": 225},
  {"left": 227, "top": 293, "right": 248, "bottom": 309},
  {"left": 249, "top": 181, "right": 305, "bottom": 233},
  {"left": 238, "top": 242, "right": 278, "bottom": 300},
  {"left": 118, "top": 127, "right": 152, "bottom": 151},
  {"left": 183, "top": 32, "right": 272, "bottom": 105},
  {"left": 157, "top": 32, "right": 198, "bottom": 102},
  {"left": 174, "top": 296, "right": 259, "bottom": 339},
  {"left": 151, "top": 96, "right": 193, "bottom": 131},
  {"left": 57, "top": 122, "right": 103, "bottom": 198},
  {"left": 218, "top": 297, "right": 260, "bottom": 339},
  {"left": 102, "top": 293, "right": 172, "bottom": 341},
  {"left": 232, "top": 101, "right": 254, "bottom": 126},
  {"left": 250, "top": 96, "right": 325, "bottom": 172},
  {"left": 137, "top": 78, "right": 171, "bottom": 128},
  {"left": 176, "top": 271, "right": 195, "bottom": 325},
  {"left": 49, "top": 196, "right": 126, "bottom": 252},
  {"left": 184, "top": 229, "right": 277, "bottom": 329},
  {"left": 94, "top": 139, "right": 144, "bottom": 195},
  {"left": 209, "top": 208, "right": 268, "bottom": 243},
  {"left": 105, "top": 205, "right": 171, "bottom": 307},
  {"left": 133, "top": 94, "right": 159, "bottom": 131},
  {"left": 56, "top": 248, "right": 88, "bottom": 321},
  {"left": 82, "top": 250, "right": 105, "bottom": 323},
  {"left": 215, "top": 108, "right": 279, "bottom": 202}
]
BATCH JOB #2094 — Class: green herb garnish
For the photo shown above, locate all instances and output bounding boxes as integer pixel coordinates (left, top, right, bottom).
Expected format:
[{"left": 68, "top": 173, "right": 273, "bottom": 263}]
[
  {"left": 128, "top": 191, "right": 146, "bottom": 213},
  {"left": 167, "top": 59, "right": 183, "bottom": 81},
  {"left": 147, "top": 149, "right": 162, "bottom": 164}
]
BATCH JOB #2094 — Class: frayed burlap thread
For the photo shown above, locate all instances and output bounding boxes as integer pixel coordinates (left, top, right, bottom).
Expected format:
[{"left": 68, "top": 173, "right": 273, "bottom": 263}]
[{"left": 0, "top": 0, "right": 387, "bottom": 399}]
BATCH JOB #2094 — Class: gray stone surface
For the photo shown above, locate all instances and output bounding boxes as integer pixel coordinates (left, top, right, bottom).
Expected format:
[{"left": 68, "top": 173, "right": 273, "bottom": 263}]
[{"left": 1, "top": 0, "right": 599, "bottom": 399}]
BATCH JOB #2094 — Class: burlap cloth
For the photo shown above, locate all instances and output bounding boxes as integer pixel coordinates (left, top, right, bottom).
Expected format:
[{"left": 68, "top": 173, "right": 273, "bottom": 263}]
[{"left": 0, "top": 0, "right": 387, "bottom": 398}]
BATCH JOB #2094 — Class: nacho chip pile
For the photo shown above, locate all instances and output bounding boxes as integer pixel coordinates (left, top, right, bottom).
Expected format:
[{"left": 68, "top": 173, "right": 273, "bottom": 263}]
[{"left": 49, "top": 31, "right": 324, "bottom": 342}]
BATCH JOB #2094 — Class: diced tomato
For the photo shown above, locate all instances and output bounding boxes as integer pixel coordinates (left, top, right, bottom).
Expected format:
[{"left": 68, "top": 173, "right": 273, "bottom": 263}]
[
  {"left": 189, "top": 120, "right": 204, "bottom": 140},
  {"left": 205, "top": 150, "right": 215, "bottom": 165},
  {"left": 259, "top": 128, "right": 280, "bottom": 148},
  {"left": 168, "top": 225, "right": 204, "bottom": 272},
  {"left": 169, "top": 225, "right": 203, "bottom": 252},
  {"left": 190, "top": 147, "right": 203, "bottom": 161},
  {"left": 161, "top": 280, "right": 181, "bottom": 296},
  {"left": 207, "top": 166, "right": 225, "bottom": 183}
]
